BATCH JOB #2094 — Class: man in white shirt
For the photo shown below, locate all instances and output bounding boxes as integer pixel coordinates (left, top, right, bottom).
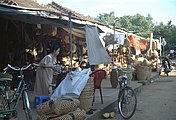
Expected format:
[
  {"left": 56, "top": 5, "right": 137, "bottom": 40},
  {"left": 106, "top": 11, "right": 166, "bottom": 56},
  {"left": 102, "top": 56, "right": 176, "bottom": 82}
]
[{"left": 169, "top": 49, "right": 175, "bottom": 58}]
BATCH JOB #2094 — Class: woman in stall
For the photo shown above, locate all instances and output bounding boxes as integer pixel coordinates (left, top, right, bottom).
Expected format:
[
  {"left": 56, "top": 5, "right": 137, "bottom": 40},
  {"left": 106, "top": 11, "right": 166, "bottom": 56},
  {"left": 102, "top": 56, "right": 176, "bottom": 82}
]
[{"left": 34, "top": 44, "right": 60, "bottom": 96}]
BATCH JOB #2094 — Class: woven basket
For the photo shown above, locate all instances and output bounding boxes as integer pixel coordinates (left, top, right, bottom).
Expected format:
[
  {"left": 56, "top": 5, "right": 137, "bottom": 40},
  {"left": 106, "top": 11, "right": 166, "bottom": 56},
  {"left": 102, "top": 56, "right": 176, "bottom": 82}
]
[
  {"left": 37, "top": 113, "right": 59, "bottom": 120},
  {"left": 50, "top": 108, "right": 86, "bottom": 120},
  {"left": 136, "top": 65, "right": 150, "bottom": 81},
  {"left": 69, "top": 108, "right": 86, "bottom": 120},
  {"left": 50, "top": 114, "right": 73, "bottom": 120},
  {"left": 79, "top": 77, "right": 94, "bottom": 112},
  {"left": 36, "top": 100, "right": 54, "bottom": 115},
  {"left": 110, "top": 68, "right": 118, "bottom": 88},
  {"left": 146, "top": 67, "right": 152, "bottom": 80},
  {"left": 52, "top": 98, "right": 80, "bottom": 116}
]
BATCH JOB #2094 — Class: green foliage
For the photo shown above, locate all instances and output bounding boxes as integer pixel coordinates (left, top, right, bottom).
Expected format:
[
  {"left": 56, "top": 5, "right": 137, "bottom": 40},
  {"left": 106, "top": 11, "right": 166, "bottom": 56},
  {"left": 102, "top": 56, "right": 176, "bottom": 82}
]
[
  {"left": 153, "top": 21, "right": 176, "bottom": 51},
  {"left": 95, "top": 12, "right": 154, "bottom": 38},
  {"left": 95, "top": 12, "right": 116, "bottom": 26}
]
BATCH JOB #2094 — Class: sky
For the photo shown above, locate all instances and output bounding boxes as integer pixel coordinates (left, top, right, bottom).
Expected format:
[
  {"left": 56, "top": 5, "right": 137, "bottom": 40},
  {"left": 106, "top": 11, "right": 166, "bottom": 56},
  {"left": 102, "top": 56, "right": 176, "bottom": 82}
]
[{"left": 37, "top": 0, "right": 176, "bottom": 25}]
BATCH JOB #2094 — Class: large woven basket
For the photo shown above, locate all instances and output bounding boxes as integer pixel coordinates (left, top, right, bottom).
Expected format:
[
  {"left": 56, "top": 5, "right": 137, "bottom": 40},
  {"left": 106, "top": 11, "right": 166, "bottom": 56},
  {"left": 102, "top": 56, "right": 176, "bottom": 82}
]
[
  {"left": 68, "top": 108, "right": 86, "bottom": 120},
  {"left": 49, "top": 108, "right": 86, "bottom": 120},
  {"left": 54, "top": 108, "right": 86, "bottom": 120},
  {"left": 110, "top": 68, "right": 118, "bottom": 88},
  {"left": 79, "top": 77, "right": 94, "bottom": 112},
  {"left": 37, "top": 113, "right": 59, "bottom": 120},
  {"left": 146, "top": 66, "right": 152, "bottom": 80},
  {"left": 136, "top": 65, "right": 150, "bottom": 81},
  {"left": 36, "top": 100, "right": 54, "bottom": 115},
  {"left": 49, "top": 114, "right": 73, "bottom": 120},
  {"left": 37, "top": 109, "right": 86, "bottom": 120},
  {"left": 52, "top": 98, "right": 80, "bottom": 116}
]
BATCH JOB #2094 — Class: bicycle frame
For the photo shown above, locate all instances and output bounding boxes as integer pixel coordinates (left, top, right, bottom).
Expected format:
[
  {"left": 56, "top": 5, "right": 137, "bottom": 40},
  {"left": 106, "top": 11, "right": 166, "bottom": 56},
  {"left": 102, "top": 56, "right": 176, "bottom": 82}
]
[
  {"left": 118, "top": 76, "right": 127, "bottom": 98},
  {"left": 0, "top": 64, "right": 33, "bottom": 118},
  {"left": 1, "top": 72, "right": 26, "bottom": 115}
]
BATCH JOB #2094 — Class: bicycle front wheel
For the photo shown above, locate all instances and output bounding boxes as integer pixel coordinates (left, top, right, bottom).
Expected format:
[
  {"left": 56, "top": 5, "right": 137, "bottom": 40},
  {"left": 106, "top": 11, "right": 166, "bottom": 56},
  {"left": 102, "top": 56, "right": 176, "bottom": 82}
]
[
  {"left": 22, "top": 91, "right": 33, "bottom": 120},
  {"left": 118, "top": 86, "right": 137, "bottom": 119}
]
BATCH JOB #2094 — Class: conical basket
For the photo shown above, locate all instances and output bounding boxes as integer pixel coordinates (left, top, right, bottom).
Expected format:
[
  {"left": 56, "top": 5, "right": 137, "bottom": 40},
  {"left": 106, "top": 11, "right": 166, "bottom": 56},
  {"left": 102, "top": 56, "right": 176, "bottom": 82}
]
[{"left": 79, "top": 77, "right": 94, "bottom": 112}]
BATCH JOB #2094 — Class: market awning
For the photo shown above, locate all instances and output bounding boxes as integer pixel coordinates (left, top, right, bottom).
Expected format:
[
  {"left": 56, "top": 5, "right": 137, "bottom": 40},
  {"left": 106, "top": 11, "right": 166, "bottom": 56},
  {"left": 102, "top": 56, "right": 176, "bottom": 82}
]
[{"left": 0, "top": 3, "right": 85, "bottom": 28}]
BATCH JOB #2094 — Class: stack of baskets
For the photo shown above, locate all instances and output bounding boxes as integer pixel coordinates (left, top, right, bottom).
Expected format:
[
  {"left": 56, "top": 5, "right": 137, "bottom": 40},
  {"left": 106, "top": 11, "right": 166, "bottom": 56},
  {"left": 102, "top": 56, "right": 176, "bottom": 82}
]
[
  {"left": 78, "top": 77, "right": 94, "bottom": 112},
  {"left": 36, "top": 77, "right": 94, "bottom": 120},
  {"left": 36, "top": 98, "right": 86, "bottom": 120}
]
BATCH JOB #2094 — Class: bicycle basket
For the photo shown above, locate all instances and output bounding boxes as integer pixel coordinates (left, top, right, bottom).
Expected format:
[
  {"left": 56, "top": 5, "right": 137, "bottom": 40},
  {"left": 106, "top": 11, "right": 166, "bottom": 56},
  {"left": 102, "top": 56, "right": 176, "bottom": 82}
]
[
  {"left": 0, "top": 73, "right": 13, "bottom": 86},
  {"left": 119, "top": 77, "right": 127, "bottom": 87}
]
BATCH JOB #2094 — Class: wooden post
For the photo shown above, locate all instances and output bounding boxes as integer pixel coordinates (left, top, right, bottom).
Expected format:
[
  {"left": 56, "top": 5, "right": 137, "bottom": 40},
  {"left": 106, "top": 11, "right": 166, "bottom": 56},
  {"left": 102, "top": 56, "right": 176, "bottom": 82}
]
[
  {"left": 69, "top": 12, "right": 73, "bottom": 71},
  {"left": 159, "top": 37, "right": 161, "bottom": 56},
  {"left": 112, "top": 24, "right": 115, "bottom": 63},
  {"left": 150, "top": 32, "right": 153, "bottom": 55}
]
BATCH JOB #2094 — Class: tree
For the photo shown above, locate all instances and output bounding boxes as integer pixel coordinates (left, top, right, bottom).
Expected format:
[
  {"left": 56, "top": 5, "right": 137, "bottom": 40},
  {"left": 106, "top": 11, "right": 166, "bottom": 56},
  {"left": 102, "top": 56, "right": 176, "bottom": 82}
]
[
  {"left": 95, "top": 12, "right": 154, "bottom": 38},
  {"left": 118, "top": 14, "right": 154, "bottom": 38},
  {"left": 153, "top": 21, "right": 176, "bottom": 51},
  {"left": 95, "top": 11, "right": 116, "bottom": 26}
]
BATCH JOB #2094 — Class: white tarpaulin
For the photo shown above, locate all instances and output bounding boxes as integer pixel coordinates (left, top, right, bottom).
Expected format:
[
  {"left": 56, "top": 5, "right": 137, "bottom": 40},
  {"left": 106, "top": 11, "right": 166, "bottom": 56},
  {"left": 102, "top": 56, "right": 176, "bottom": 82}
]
[
  {"left": 50, "top": 68, "right": 91, "bottom": 100},
  {"left": 85, "top": 25, "right": 112, "bottom": 65}
]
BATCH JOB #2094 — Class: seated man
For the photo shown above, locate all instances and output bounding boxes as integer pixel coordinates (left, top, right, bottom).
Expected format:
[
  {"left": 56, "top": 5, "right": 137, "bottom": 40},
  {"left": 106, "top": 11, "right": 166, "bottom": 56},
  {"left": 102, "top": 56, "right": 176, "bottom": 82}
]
[{"left": 148, "top": 52, "right": 158, "bottom": 71}]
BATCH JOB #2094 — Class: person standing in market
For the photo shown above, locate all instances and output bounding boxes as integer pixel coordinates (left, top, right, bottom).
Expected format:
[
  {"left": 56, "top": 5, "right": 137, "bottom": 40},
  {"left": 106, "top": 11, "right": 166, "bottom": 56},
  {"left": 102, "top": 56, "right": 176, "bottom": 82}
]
[
  {"left": 169, "top": 49, "right": 175, "bottom": 58},
  {"left": 34, "top": 44, "right": 60, "bottom": 96}
]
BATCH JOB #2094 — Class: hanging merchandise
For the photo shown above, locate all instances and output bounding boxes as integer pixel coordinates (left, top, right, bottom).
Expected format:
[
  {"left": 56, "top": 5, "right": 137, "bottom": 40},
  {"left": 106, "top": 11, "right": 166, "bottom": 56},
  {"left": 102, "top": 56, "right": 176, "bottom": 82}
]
[
  {"left": 103, "top": 33, "right": 125, "bottom": 45},
  {"left": 114, "top": 33, "right": 125, "bottom": 45},
  {"left": 128, "top": 35, "right": 148, "bottom": 51}
]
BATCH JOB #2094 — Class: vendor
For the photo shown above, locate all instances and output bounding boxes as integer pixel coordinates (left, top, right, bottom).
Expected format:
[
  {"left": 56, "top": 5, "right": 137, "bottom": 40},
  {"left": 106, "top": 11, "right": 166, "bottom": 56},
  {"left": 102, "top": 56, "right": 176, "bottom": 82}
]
[
  {"left": 34, "top": 44, "right": 60, "bottom": 96},
  {"left": 148, "top": 52, "right": 158, "bottom": 71}
]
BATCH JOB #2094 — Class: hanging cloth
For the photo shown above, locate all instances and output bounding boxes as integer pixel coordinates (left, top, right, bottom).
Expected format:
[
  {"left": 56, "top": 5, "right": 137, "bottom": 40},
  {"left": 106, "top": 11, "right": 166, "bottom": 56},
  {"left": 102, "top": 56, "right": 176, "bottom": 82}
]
[
  {"left": 114, "top": 33, "right": 125, "bottom": 45},
  {"left": 85, "top": 25, "right": 112, "bottom": 65},
  {"left": 128, "top": 35, "right": 148, "bottom": 51}
]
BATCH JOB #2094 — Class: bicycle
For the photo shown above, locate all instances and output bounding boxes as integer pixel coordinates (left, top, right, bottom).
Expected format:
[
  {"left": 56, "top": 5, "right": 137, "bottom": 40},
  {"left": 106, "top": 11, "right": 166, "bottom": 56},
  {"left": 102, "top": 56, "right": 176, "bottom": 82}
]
[
  {"left": 0, "top": 64, "right": 34, "bottom": 120},
  {"left": 116, "top": 68, "right": 137, "bottom": 119}
]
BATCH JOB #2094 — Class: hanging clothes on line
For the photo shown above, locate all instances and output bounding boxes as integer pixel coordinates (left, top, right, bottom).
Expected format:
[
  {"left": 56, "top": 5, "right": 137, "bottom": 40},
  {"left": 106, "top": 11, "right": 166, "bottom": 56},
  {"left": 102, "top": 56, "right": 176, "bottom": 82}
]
[{"left": 114, "top": 33, "right": 125, "bottom": 45}]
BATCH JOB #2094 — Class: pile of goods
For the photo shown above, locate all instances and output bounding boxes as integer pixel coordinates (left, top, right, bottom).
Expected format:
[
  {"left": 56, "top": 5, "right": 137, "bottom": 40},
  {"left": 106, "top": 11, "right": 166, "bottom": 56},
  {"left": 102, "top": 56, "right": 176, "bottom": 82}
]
[
  {"left": 36, "top": 98, "right": 86, "bottom": 120},
  {"left": 133, "top": 58, "right": 152, "bottom": 81}
]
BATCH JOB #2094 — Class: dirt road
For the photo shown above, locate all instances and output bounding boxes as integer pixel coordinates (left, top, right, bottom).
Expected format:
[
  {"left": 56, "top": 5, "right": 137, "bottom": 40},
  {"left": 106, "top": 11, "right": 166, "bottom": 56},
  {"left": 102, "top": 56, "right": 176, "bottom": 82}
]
[{"left": 101, "top": 70, "right": 176, "bottom": 120}]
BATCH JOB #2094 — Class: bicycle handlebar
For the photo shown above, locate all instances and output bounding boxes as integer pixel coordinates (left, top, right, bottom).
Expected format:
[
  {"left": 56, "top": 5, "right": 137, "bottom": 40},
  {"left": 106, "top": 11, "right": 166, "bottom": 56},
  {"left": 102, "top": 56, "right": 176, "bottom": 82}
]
[{"left": 3, "top": 63, "right": 36, "bottom": 72}]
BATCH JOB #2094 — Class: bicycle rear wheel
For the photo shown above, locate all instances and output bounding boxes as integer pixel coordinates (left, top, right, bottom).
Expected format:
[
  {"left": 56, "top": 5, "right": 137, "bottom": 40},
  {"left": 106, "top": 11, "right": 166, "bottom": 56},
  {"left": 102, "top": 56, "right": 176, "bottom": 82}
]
[
  {"left": 22, "top": 91, "right": 33, "bottom": 120},
  {"left": 118, "top": 86, "right": 137, "bottom": 119}
]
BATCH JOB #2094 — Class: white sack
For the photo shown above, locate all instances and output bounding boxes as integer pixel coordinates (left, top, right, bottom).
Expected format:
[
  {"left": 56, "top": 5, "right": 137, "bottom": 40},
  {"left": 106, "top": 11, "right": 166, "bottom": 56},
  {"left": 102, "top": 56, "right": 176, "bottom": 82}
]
[{"left": 50, "top": 68, "right": 92, "bottom": 100}]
